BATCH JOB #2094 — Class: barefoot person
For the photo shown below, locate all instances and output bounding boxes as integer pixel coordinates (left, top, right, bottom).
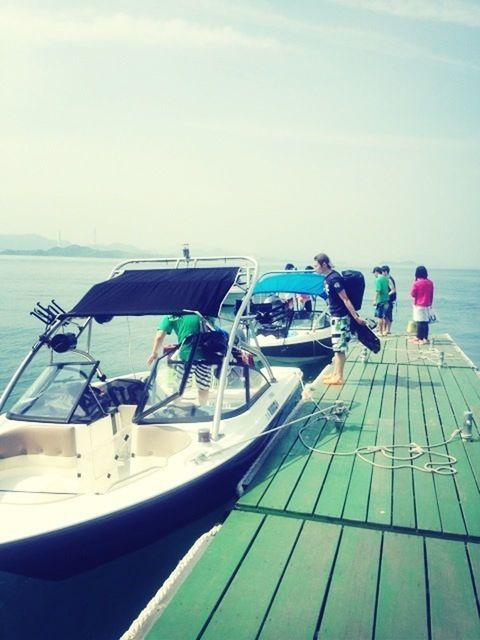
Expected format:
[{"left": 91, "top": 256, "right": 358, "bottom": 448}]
[
  {"left": 313, "top": 253, "right": 365, "bottom": 385},
  {"left": 372, "top": 266, "right": 390, "bottom": 336},
  {"left": 410, "top": 266, "right": 434, "bottom": 345}
]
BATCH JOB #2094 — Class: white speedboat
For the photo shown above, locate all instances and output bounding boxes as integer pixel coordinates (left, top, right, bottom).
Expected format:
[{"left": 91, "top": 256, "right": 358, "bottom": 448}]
[
  {"left": 247, "top": 270, "right": 332, "bottom": 365},
  {"left": 0, "top": 256, "right": 302, "bottom": 573}
]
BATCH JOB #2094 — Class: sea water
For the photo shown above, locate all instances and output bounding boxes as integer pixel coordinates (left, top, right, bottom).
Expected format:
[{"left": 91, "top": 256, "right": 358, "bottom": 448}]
[{"left": 0, "top": 256, "right": 479, "bottom": 639}]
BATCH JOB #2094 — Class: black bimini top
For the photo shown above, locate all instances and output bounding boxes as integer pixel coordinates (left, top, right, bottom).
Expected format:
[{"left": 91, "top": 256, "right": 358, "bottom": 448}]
[{"left": 65, "top": 267, "right": 239, "bottom": 318}]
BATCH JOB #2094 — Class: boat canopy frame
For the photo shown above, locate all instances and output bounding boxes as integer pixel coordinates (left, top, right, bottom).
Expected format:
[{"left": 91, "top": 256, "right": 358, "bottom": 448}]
[{"left": 0, "top": 256, "right": 273, "bottom": 441}]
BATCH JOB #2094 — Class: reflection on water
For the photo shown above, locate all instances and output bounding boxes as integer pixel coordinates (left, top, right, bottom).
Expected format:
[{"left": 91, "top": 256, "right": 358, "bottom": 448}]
[{"left": 0, "top": 502, "right": 233, "bottom": 640}]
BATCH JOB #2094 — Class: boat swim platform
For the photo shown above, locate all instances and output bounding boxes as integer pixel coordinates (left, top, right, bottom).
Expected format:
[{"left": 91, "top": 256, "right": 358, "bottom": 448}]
[{"left": 146, "top": 333, "right": 480, "bottom": 639}]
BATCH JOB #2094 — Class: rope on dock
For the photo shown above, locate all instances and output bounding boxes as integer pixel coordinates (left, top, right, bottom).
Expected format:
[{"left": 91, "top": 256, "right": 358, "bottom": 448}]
[
  {"left": 298, "top": 426, "right": 464, "bottom": 475},
  {"left": 119, "top": 523, "right": 222, "bottom": 640}
]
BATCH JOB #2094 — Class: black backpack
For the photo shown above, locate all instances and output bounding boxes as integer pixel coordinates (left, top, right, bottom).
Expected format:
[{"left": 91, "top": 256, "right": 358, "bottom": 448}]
[{"left": 341, "top": 270, "right": 365, "bottom": 311}]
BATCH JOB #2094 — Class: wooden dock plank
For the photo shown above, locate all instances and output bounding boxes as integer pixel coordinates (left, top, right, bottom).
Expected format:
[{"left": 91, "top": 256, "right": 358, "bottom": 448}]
[
  {"left": 236, "top": 403, "right": 312, "bottom": 508},
  {"left": 258, "top": 521, "right": 341, "bottom": 640},
  {"left": 146, "top": 510, "right": 265, "bottom": 640},
  {"left": 342, "top": 364, "right": 385, "bottom": 522},
  {"left": 367, "top": 364, "right": 397, "bottom": 526},
  {"left": 200, "top": 515, "right": 302, "bottom": 640},
  {"left": 449, "top": 367, "right": 480, "bottom": 485},
  {"left": 380, "top": 335, "right": 398, "bottom": 365},
  {"left": 431, "top": 367, "right": 480, "bottom": 537},
  {"left": 147, "top": 334, "right": 480, "bottom": 640},
  {"left": 256, "top": 371, "right": 351, "bottom": 512},
  {"left": 427, "top": 537, "right": 480, "bottom": 640},
  {"left": 418, "top": 366, "right": 466, "bottom": 536},
  {"left": 266, "top": 365, "right": 357, "bottom": 515},
  {"left": 312, "top": 362, "right": 373, "bottom": 519},
  {"left": 391, "top": 365, "right": 416, "bottom": 529},
  {"left": 467, "top": 542, "right": 480, "bottom": 598},
  {"left": 317, "top": 527, "right": 381, "bottom": 639},
  {"left": 374, "top": 532, "right": 428, "bottom": 639},
  {"left": 408, "top": 366, "right": 443, "bottom": 533}
]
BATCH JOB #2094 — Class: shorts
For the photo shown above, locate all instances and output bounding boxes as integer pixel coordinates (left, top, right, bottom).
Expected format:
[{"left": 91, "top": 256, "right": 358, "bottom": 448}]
[
  {"left": 175, "top": 362, "right": 212, "bottom": 390},
  {"left": 375, "top": 302, "right": 389, "bottom": 319},
  {"left": 385, "top": 301, "right": 394, "bottom": 322},
  {"left": 331, "top": 316, "right": 351, "bottom": 353}
]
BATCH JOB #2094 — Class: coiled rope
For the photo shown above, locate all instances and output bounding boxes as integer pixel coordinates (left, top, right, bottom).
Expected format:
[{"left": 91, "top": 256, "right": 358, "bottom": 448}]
[
  {"left": 120, "top": 524, "right": 222, "bottom": 640},
  {"left": 298, "top": 424, "right": 463, "bottom": 475}
]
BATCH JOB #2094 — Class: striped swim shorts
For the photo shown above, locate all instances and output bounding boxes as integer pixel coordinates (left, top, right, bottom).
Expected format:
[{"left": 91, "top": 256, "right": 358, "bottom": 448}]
[
  {"left": 175, "top": 362, "right": 212, "bottom": 391},
  {"left": 331, "top": 316, "right": 351, "bottom": 353}
]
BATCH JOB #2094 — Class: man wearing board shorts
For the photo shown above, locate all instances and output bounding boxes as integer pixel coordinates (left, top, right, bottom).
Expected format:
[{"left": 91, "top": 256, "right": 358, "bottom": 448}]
[
  {"left": 147, "top": 314, "right": 212, "bottom": 405},
  {"left": 313, "top": 253, "right": 365, "bottom": 385}
]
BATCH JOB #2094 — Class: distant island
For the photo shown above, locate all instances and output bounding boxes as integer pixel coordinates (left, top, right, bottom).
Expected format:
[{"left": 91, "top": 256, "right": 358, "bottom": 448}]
[
  {"left": 0, "top": 234, "right": 156, "bottom": 259},
  {"left": 0, "top": 244, "right": 156, "bottom": 259}
]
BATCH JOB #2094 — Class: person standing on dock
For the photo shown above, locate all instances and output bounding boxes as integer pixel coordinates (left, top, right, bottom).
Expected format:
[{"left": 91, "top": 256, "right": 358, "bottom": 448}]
[
  {"left": 382, "top": 265, "right": 396, "bottom": 335},
  {"left": 372, "top": 267, "right": 390, "bottom": 336},
  {"left": 410, "top": 266, "right": 434, "bottom": 345},
  {"left": 313, "top": 253, "right": 365, "bottom": 385}
]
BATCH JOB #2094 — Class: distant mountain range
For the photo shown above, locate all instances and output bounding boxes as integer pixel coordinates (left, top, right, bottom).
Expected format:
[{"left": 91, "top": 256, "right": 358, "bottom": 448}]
[{"left": 0, "top": 234, "right": 155, "bottom": 259}]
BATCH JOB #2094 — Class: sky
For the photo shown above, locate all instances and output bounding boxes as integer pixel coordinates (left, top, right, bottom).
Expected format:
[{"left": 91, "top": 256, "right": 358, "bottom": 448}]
[{"left": 1, "top": 0, "right": 479, "bottom": 268}]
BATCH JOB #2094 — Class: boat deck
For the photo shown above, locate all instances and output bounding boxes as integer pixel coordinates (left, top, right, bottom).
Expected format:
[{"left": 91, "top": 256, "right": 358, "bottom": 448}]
[{"left": 146, "top": 334, "right": 480, "bottom": 639}]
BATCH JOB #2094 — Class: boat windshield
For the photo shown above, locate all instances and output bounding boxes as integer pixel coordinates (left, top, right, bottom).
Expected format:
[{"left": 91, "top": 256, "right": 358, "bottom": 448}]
[
  {"left": 135, "top": 345, "right": 270, "bottom": 424},
  {"left": 7, "top": 361, "right": 104, "bottom": 424}
]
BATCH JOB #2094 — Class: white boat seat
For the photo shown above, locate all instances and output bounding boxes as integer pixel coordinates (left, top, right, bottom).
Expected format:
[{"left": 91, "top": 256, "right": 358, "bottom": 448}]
[
  {"left": 0, "top": 426, "right": 77, "bottom": 459},
  {"left": 133, "top": 425, "right": 191, "bottom": 458}
]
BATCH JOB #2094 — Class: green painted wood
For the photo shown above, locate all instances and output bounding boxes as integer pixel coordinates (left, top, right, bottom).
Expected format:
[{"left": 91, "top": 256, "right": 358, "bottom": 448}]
[
  {"left": 452, "top": 367, "right": 480, "bottom": 427},
  {"left": 391, "top": 365, "right": 416, "bottom": 529},
  {"left": 201, "top": 515, "right": 302, "bottom": 640},
  {"left": 342, "top": 364, "right": 385, "bottom": 522},
  {"left": 431, "top": 367, "right": 480, "bottom": 537},
  {"left": 408, "top": 366, "right": 443, "bottom": 533},
  {"left": 255, "top": 364, "right": 359, "bottom": 512},
  {"left": 368, "top": 364, "right": 397, "bottom": 526},
  {"left": 147, "top": 510, "right": 264, "bottom": 640},
  {"left": 258, "top": 521, "right": 341, "bottom": 640},
  {"left": 375, "top": 532, "right": 427, "bottom": 639},
  {"left": 275, "top": 366, "right": 356, "bottom": 515},
  {"left": 418, "top": 366, "right": 466, "bottom": 535},
  {"left": 256, "top": 414, "right": 331, "bottom": 512},
  {"left": 450, "top": 367, "right": 480, "bottom": 485},
  {"left": 467, "top": 542, "right": 480, "bottom": 596},
  {"left": 236, "top": 402, "right": 313, "bottom": 508},
  {"left": 318, "top": 527, "right": 382, "bottom": 639},
  {"left": 427, "top": 537, "right": 480, "bottom": 640},
  {"left": 313, "top": 362, "right": 373, "bottom": 518},
  {"left": 381, "top": 335, "right": 398, "bottom": 365}
]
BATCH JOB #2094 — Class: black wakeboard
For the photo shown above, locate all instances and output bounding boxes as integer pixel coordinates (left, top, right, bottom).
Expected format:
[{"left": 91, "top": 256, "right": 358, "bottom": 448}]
[{"left": 351, "top": 321, "right": 381, "bottom": 353}]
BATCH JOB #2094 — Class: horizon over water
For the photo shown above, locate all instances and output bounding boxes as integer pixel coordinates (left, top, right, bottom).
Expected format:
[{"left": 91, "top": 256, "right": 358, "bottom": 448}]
[{"left": 0, "top": 255, "right": 479, "bottom": 639}]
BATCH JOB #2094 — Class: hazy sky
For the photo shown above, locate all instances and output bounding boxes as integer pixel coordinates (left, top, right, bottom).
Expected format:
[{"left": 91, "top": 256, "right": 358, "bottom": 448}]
[{"left": 1, "top": 1, "right": 479, "bottom": 267}]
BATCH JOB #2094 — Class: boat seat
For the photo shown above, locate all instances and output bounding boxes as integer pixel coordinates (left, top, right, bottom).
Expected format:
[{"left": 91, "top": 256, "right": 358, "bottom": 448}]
[
  {"left": 102, "top": 378, "right": 145, "bottom": 407},
  {"left": 133, "top": 425, "right": 191, "bottom": 458},
  {"left": 0, "top": 425, "right": 77, "bottom": 459},
  {"left": 254, "top": 301, "right": 294, "bottom": 339}
]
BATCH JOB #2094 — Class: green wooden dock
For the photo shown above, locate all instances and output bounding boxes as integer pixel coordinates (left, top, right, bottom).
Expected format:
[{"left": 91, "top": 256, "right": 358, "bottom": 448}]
[{"left": 146, "top": 334, "right": 480, "bottom": 639}]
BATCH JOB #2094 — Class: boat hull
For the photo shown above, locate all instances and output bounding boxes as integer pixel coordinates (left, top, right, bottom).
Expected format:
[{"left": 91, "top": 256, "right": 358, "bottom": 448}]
[
  {"left": 0, "top": 385, "right": 301, "bottom": 577},
  {"left": 258, "top": 335, "right": 332, "bottom": 365}
]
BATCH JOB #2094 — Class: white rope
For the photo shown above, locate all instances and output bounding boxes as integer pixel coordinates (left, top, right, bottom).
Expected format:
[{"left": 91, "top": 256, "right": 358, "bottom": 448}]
[
  {"left": 120, "top": 524, "right": 222, "bottom": 640},
  {"left": 298, "top": 425, "right": 463, "bottom": 475}
]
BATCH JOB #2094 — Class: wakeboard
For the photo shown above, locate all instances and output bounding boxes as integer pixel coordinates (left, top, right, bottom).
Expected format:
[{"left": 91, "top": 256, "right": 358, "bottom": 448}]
[{"left": 352, "top": 322, "right": 381, "bottom": 353}]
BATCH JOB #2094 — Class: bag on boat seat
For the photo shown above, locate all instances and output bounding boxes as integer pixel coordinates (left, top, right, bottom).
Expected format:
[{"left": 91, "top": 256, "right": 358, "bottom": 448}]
[
  {"left": 104, "top": 379, "right": 145, "bottom": 406},
  {"left": 183, "top": 330, "right": 229, "bottom": 365},
  {"left": 254, "top": 300, "right": 294, "bottom": 338}
]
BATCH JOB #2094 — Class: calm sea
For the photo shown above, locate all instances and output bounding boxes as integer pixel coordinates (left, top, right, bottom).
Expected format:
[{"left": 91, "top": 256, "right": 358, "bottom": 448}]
[{"left": 0, "top": 256, "right": 479, "bottom": 639}]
